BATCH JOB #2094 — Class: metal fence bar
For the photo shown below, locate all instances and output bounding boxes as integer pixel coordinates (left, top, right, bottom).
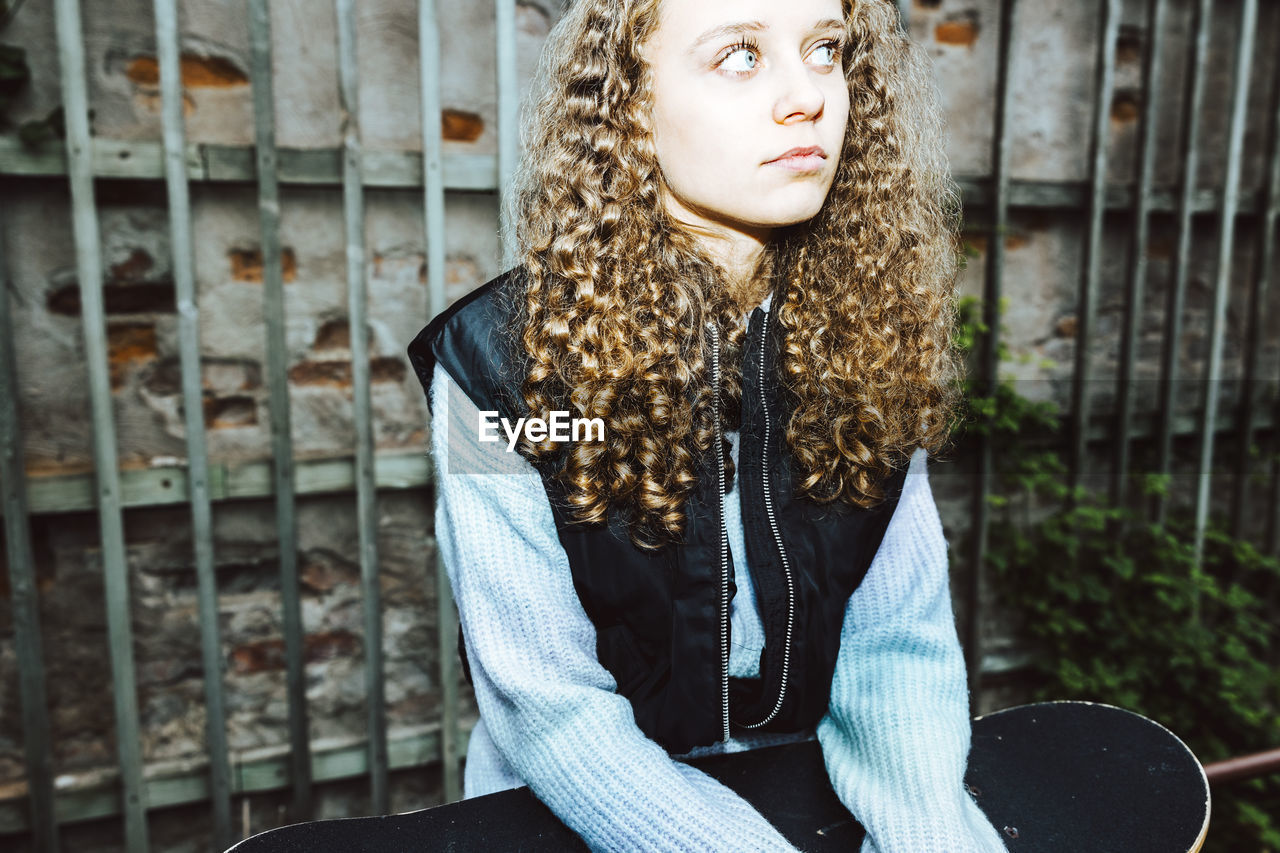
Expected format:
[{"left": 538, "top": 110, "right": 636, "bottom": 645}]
[
  {"left": 1236, "top": 30, "right": 1280, "bottom": 542},
  {"left": 1190, "top": 0, "right": 1256, "bottom": 567},
  {"left": 245, "top": 0, "right": 312, "bottom": 819},
  {"left": 964, "top": 0, "right": 1017, "bottom": 703},
  {"left": 496, "top": 0, "right": 518, "bottom": 267},
  {"left": 1068, "top": 0, "right": 1121, "bottom": 493},
  {"left": 417, "top": 0, "right": 462, "bottom": 805},
  {"left": 334, "top": 0, "right": 389, "bottom": 815},
  {"left": 152, "top": 0, "right": 232, "bottom": 845},
  {"left": 0, "top": 203, "right": 59, "bottom": 853},
  {"left": 1112, "top": 0, "right": 1168, "bottom": 506},
  {"left": 51, "top": 0, "right": 149, "bottom": 848},
  {"left": 1154, "top": 0, "right": 1212, "bottom": 525}
]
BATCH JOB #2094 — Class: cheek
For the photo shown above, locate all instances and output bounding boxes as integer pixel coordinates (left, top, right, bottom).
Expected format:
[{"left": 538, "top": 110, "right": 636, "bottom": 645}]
[
  {"left": 655, "top": 87, "right": 747, "bottom": 179},
  {"left": 652, "top": 95, "right": 740, "bottom": 192},
  {"left": 827, "top": 79, "right": 851, "bottom": 137}
]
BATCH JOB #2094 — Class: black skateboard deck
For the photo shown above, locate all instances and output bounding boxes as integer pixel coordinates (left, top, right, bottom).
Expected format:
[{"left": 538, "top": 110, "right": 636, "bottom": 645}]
[{"left": 227, "top": 701, "right": 1209, "bottom": 853}]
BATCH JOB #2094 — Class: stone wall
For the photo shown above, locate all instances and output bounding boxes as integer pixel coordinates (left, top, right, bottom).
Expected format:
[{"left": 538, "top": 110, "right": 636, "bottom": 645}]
[{"left": 1, "top": 0, "right": 1279, "bottom": 849}]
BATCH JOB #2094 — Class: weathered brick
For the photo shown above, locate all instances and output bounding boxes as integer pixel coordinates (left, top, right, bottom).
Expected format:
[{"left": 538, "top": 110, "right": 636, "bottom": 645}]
[
  {"left": 313, "top": 319, "right": 351, "bottom": 352},
  {"left": 228, "top": 247, "right": 298, "bottom": 283},
  {"left": 935, "top": 17, "right": 978, "bottom": 47},
  {"left": 289, "top": 358, "right": 407, "bottom": 387},
  {"left": 1111, "top": 91, "right": 1140, "bottom": 123},
  {"left": 442, "top": 108, "right": 485, "bottom": 142},
  {"left": 108, "top": 322, "right": 158, "bottom": 389},
  {"left": 126, "top": 54, "right": 249, "bottom": 88},
  {"left": 203, "top": 395, "right": 258, "bottom": 429}
]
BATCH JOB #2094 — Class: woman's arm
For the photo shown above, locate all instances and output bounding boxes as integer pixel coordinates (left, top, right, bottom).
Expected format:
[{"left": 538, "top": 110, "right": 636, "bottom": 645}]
[
  {"left": 816, "top": 449, "right": 1009, "bottom": 853},
  {"left": 430, "top": 361, "right": 798, "bottom": 853}
]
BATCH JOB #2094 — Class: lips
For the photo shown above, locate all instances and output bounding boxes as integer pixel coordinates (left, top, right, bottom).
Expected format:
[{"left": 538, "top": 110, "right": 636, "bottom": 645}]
[{"left": 766, "top": 146, "right": 828, "bottom": 172}]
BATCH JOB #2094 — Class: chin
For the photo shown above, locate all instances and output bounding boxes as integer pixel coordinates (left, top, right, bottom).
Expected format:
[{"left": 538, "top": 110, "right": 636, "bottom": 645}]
[{"left": 746, "top": 198, "right": 829, "bottom": 229}]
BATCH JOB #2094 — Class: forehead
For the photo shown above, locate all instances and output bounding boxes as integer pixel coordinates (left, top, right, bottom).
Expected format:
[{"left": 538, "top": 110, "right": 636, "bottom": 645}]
[{"left": 651, "top": 0, "right": 847, "bottom": 44}]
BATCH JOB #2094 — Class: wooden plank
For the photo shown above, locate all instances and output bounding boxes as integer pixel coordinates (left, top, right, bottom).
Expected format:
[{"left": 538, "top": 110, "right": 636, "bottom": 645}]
[
  {"left": 6, "top": 452, "right": 432, "bottom": 517},
  {"left": 955, "top": 175, "right": 1247, "bottom": 213},
  {"left": 0, "top": 136, "right": 500, "bottom": 191},
  {"left": 5, "top": 133, "right": 1274, "bottom": 214},
  {"left": 153, "top": 1, "right": 233, "bottom": 844},
  {"left": 1112, "top": 0, "right": 1168, "bottom": 506},
  {"left": 12, "top": 402, "right": 1274, "bottom": 523},
  {"left": 1190, "top": 0, "right": 1257, "bottom": 567},
  {"left": 0, "top": 135, "right": 200, "bottom": 180},
  {"left": 0, "top": 724, "right": 475, "bottom": 833},
  {"left": 0, "top": 188, "right": 60, "bottom": 853},
  {"left": 51, "top": 0, "right": 149, "bottom": 848},
  {"left": 334, "top": 0, "right": 389, "bottom": 815},
  {"left": 1067, "top": 0, "right": 1121, "bottom": 492},
  {"left": 245, "top": 0, "right": 312, "bottom": 819}
]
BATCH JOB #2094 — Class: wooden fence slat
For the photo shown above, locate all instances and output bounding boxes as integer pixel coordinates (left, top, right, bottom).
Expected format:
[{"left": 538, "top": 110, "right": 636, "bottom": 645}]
[
  {"left": 496, "top": 0, "right": 518, "bottom": 267},
  {"left": 1190, "top": 0, "right": 1257, "bottom": 567},
  {"left": 417, "top": 0, "right": 462, "bottom": 805},
  {"left": 1238, "top": 20, "right": 1280, "bottom": 545},
  {"left": 152, "top": 0, "right": 233, "bottom": 845},
  {"left": 1112, "top": 0, "right": 1169, "bottom": 506},
  {"left": 0, "top": 190, "right": 60, "bottom": 853},
  {"left": 334, "top": 0, "right": 389, "bottom": 814},
  {"left": 51, "top": 0, "right": 149, "bottom": 848},
  {"left": 0, "top": 723, "right": 476, "bottom": 833},
  {"left": 964, "top": 0, "right": 1018, "bottom": 705},
  {"left": 1154, "top": 0, "right": 1213, "bottom": 525},
  {"left": 245, "top": 0, "right": 313, "bottom": 820},
  {"left": 1067, "top": 0, "right": 1122, "bottom": 493},
  {"left": 896, "top": 0, "right": 910, "bottom": 32}
]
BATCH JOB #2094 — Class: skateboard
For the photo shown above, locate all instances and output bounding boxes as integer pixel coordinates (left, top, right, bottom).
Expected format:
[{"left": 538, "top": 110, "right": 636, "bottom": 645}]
[{"left": 226, "top": 701, "right": 1210, "bottom": 853}]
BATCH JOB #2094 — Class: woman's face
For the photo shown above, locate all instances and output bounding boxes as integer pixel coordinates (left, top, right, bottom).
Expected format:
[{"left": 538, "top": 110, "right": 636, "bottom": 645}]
[{"left": 643, "top": 0, "right": 850, "bottom": 240}]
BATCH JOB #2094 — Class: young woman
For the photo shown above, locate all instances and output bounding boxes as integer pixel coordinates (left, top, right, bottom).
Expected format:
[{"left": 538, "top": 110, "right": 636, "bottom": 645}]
[{"left": 409, "top": 0, "right": 1008, "bottom": 850}]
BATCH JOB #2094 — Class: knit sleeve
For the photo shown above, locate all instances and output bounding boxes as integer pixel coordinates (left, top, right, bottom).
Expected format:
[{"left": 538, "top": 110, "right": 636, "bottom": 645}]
[
  {"left": 816, "top": 449, "right": 1010, "bottom": 853},
  {"left": 429, "top": 361, "right": 798, "bottom": 853}
]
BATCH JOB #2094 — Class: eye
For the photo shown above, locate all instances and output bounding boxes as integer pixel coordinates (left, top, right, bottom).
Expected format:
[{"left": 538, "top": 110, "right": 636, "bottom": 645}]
[
  {"left": 809, "top": 39, "right": 841, "bottom": 67},
  {"left": 719, "top": 40, "right": 760, "bottom": 75}
]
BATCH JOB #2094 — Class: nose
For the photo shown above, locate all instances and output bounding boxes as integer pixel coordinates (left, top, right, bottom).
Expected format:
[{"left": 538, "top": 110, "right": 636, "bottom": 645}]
[{"left": 771, "top": 59, "right": 826, "bottom": 125}]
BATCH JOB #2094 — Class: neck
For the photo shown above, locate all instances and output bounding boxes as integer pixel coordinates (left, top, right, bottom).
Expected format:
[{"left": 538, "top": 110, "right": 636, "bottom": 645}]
[
  {"left": 708, "top": 232, "right": 770, "bottom": 310},
  {"left": 662, "top": 194, "right": 774, "bottom": 312}
]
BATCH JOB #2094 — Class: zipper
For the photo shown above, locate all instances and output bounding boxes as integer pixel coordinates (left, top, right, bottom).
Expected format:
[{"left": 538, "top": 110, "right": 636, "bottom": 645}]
[
  {"left": 742, "top": 309, "right": 795, "bottom": 729},
  {"left": 707, "top": 321, "right": 731, "bottom": 743}
]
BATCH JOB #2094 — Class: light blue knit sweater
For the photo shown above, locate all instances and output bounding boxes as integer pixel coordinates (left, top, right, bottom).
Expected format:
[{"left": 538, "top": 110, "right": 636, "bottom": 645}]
[{"left": 428, "top": 300, "right": 1008, "bottom": 853}]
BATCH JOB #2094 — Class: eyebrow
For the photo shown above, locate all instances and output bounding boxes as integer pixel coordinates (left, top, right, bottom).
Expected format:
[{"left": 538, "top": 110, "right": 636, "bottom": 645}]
[{"left": 687, "top": 18, "right": 845, "bottom": 54}]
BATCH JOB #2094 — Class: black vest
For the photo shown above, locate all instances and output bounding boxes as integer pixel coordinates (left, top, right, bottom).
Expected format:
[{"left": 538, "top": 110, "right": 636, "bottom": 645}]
[{"left": 408, "top": 269, "right": 905, "bottom": 754}]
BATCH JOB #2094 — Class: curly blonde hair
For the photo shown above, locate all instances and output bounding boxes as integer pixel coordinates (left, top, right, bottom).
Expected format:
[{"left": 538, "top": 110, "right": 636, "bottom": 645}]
[{"left": 503, "top": 0, "right": 961, "bottom": 549}]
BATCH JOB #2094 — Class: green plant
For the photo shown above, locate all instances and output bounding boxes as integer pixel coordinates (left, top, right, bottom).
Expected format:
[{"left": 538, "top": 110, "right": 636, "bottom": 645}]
[{"left": 954, "top": 296, "right": 1280, "bottom": 851}]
